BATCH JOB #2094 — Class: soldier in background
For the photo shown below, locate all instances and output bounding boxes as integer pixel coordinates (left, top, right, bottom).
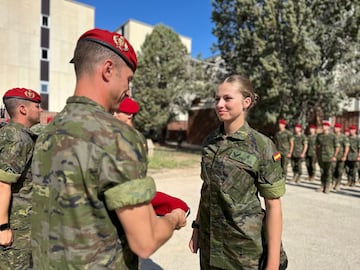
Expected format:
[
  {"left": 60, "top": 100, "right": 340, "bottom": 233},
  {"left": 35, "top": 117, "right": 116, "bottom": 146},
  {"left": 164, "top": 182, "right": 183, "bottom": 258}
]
[
  {"left": 291, "top": 123, "right": 308, "bottom": 183},
  {"left": 332, "top": 123, "right": 349, "bottom": 191},
  {"left": 305, "top": 124, "right": 318, "bottom": 181},
  {"left": 346, "top": 125, "right": 360, "bottom": 187},
  {"left": 316, "top": 121, "right": 339, "bottom": 193},
  {"left": 0, "top": 88, "right": 42, "bottom": 269},
  {"left": 274, "top": 119, "right": 294, "bottom": 180}
]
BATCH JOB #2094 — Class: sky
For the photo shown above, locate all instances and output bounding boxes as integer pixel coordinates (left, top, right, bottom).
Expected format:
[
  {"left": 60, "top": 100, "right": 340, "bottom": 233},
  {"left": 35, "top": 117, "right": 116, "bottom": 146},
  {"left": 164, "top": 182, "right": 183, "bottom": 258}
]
[{"left": 76, "top": 0, "right": 217, "bottom": 58}]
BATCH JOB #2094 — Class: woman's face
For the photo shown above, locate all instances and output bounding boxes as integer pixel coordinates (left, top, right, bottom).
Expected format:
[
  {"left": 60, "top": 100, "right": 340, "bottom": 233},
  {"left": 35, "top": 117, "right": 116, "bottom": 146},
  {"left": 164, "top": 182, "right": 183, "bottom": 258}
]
[{"left": 215, "top": 82, "right": 251, "bottom": 123}]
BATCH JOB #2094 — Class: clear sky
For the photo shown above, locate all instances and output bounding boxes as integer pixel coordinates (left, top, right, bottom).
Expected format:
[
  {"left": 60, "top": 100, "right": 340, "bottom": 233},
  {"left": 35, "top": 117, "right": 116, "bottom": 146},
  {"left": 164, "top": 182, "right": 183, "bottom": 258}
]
[{"left": 76, "top": 0, "right": 217, "bottom": 58}]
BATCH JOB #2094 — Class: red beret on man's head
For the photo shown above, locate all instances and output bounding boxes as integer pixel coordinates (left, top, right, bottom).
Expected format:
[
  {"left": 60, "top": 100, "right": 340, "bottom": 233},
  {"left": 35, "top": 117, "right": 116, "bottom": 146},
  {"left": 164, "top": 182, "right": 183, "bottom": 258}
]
[
  {"left": 118, "top": 97, "right": 140, "bottom": 114},
  {"left": 3, "top": 88, "right": 41, "bottom": 103},
  {"left": 279, "top": 119, "right": 287, "bottom": 125},
  {"left": 322, "top": 121, "right": 331, "bottom": 127},
  {"left": 334, "top": 123, "right": 342, "bottom": 128},
  {"left": 309, "top": 124, "right": 316, "bottom": 129},
  {"left": 349, "top": 125, "right": 357, "bottom": 130},
  {"left": 295, "top": 123, "right": 302, "bottom": 129},
  {"left": 72, "top": 28, "right": 137, "bottom": 72}
]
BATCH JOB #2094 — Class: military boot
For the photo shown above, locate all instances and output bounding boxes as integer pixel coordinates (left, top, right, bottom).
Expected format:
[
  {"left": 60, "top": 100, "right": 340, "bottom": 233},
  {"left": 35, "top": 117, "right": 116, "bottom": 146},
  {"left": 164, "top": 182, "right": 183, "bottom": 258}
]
[
  {"left": 316, "top": 184, "right": 324, "bottom": 192},
  {"left": 333, "top": 182, "right": 341, "bottom": 191},
  {"left": 324, "top": 183, "right": 331, "bottom": 194},
  {"left": 295, "top": 175, "right": 301, "bottom": 183}
]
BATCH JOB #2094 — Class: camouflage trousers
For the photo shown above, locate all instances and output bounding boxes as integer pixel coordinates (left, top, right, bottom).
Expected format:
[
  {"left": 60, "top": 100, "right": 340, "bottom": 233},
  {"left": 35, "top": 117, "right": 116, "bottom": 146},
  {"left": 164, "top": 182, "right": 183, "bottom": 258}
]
[
  {"left": 333, "top": 160, "right": 345, "bottom": 184},
  {"left": 305, "top": 156, "right": 317, "bottom": 177},
  {"left": 318, "top": 161, "right": 334, "bottom": 185},
  {"left": 0, "top": 199, "right": 32, "bottom": 270},
  {"left": 291, "top": 157, "right": 303, "bottom": 176}
]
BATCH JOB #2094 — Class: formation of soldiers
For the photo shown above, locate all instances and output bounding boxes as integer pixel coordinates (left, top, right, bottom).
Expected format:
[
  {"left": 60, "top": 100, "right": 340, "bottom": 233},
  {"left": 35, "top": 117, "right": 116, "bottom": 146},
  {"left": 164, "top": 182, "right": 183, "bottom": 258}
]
[{"left": 274, "top": 119, "right": 360, "bottom": 194}]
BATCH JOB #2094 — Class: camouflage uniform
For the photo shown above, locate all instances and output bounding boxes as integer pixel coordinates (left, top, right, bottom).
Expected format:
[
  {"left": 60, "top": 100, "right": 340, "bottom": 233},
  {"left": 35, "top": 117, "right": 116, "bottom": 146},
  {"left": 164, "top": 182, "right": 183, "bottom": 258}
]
[
  {"left": 291, "top": 134, "right": 308, "bottom": 182},
  {"left": 274, "top": 129, "right": 293, "bottom": 179},
  {"left": 316, "top": 132, "right": 339, "bottom": 192},
  {"left": 347, "top": 135, "right": 360, "bottom": 186},
  {"left": 332, "top": 134, "right": 349, "bottom": 186},
  {"left": 199, "top": 122, "right": 287, "bottom": 270},
  {"left": 0, "top": 121, "right": 37, "bottom": 270},
  {"left": 305, "top": 134, "right": 317, "bottom": 181},
  {"left": 31, "top": 96, "right": 156, "bottom": 269}
]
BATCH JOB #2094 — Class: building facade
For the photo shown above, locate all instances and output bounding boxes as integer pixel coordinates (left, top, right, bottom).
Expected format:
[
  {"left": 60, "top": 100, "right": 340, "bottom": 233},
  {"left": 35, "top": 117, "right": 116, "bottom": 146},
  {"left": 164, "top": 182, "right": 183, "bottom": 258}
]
[{"left": 0, "top": 0, "right": 94, "bottom": 118}]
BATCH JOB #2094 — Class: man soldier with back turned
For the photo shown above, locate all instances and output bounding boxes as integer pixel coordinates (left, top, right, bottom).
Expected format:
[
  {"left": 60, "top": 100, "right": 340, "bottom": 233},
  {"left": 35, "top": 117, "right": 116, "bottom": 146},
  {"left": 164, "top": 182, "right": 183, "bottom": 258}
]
[
  {"left": 0, "top": 88, "right": 42, "bottom": 269},
  {"left": 305, "top": 124, "right": 318, "bottom": 181}
]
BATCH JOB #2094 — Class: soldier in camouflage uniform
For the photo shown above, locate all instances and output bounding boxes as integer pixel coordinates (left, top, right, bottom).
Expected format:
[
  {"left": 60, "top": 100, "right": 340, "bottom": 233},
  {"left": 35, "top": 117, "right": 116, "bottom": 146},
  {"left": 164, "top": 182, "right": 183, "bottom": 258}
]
[
  {"left": 332, "top": 123, "right": 349, "bottom": 191},
  {"left": 290, "top": 123, "right": 308, "bottom": 183},
  {"left": 346, "top": 125, "right": 360, "bottom": 187},
  {"left": 0, "top": 88, "right": 42, "bottom": 270},
  {"left": 189, "top": 75, "right": 287, "bottom": 270},
  {"left": 315, "top": 121, "right": 339, "bottom": 193},
  {"left": 30, "top": 28, "right": 186, "bottom": 270},
  {"left": 274, "top": 119, "right": 294, "bottom": 180},
  {"left": 305, "top": 124, "right": 318, "bottom": 181}
]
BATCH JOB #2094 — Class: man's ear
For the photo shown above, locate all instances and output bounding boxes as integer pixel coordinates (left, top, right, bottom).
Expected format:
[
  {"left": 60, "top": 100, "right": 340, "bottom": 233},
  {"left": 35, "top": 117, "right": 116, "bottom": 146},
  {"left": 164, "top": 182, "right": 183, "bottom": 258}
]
[
  {"left": 102, "top": 59, "right": 114, "bottom": 81},
  {"left": 19, "top": 104, "right": 27, "bottom": 115}
]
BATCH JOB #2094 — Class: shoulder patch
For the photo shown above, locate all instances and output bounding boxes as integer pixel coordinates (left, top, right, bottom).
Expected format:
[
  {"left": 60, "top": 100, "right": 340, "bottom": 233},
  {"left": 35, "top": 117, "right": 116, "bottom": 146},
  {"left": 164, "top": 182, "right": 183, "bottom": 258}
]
[{"left": 273, "top": 152, "right": 281, "bottom": 161}]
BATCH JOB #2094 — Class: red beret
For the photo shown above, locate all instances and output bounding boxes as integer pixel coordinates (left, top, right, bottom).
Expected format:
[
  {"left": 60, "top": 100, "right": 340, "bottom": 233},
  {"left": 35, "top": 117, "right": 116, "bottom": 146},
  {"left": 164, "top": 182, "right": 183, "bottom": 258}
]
[
  {"left": 279, "top": 119, "right": 287, "bottom": 125},
  {"left": 309, "top": 124, "right": 316, "bottom": 129},
  {"left": 3, "top": 88, "right": 41, "bottom": 103},
  {"left": 295, "top": 123, "right": 302, "bottom": 128},
  {"left": 349, "top": 125, "right": 357, "bottom": 130},
  {"left": 322, "top": 121, "right": 331, "bottom": 127},
  {"left": 73, "top": 28, "right": 137, "bottom": 72},
  {"left": 334, "top": 123, "right": 342, "bottom": 128},
  {"left": 344, "top": 128, "right": 350, "bottom": 132},
  {"left": 151, "top": 191, "right": 190, "bottom": 216},
  {"left": 118, "top": 97, "right": 140, "bottom": 114}
]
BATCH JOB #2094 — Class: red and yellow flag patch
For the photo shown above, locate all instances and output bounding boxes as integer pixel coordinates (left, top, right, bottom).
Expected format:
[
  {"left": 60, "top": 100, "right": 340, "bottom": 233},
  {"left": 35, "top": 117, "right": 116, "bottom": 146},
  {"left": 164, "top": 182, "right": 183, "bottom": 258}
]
[{"left": 273, "top": 152, "right": 281, "bottom": 161}]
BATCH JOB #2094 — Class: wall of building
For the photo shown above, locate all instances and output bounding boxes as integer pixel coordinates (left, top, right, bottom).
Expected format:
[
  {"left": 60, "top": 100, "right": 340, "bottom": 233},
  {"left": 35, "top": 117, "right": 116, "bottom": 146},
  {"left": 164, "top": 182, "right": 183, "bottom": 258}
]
[{"left": 0, "top": 0, "right": 94, "bottom": 115}]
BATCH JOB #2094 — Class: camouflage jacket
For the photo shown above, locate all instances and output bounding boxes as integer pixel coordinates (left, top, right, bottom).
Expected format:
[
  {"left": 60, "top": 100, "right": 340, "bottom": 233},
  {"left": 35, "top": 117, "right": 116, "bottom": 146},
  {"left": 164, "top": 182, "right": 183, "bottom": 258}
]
[
  {"left": 335, "top": 134, "right": 349, "bottom": 160},
  {"left": 31, "top": 96, "right": 156, "bottom": 270},
  {"left": 292, "top": 134, "right": 308, "bottom": 158},
  {"left": 316, "top": 132, "right": 339, "bottom": 162},
  {"left": 199, "top": 122, "right": 285, "bottom": 269},
  {"left": 347, "top": 135, "right": 360, "bottom": 161},
  {"left": 274, "top": 129, "right": 293, "bottom": 155},
  {"left": 306, "top": 134, "right": 317, "bottom": 157}
]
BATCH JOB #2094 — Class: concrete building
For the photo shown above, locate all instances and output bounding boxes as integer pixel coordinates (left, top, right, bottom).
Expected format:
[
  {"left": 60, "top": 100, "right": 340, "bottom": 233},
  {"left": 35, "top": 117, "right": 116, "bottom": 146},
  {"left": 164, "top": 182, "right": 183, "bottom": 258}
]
[
  {"left": 0, "top": 0, "right": 94, "bottom": 119},
  {"left": 115, "top": 19, "right": 192, "bottom": 57}
]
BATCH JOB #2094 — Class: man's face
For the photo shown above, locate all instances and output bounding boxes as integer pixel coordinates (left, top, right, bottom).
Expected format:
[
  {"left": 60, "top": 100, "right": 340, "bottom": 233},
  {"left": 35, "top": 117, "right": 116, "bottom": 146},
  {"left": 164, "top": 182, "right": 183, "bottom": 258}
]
[{"left": 26, "top": 102, "right": 43, "bottom": 126}]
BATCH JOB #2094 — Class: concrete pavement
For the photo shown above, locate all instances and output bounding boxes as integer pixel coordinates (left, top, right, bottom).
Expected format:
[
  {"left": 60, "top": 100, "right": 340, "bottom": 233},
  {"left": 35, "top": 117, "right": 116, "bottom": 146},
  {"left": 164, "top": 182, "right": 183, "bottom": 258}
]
[{"left": 142, "top": 166, "right": 360, "bottom": 270}]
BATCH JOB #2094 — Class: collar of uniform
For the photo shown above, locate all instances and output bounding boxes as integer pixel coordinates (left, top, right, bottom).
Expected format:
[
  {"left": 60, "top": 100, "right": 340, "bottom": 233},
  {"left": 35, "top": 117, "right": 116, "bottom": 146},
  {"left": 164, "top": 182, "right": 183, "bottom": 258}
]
[
  {"left": 7, "top": 120, "right": 35, "bottom": 137},
  {"left": 214, "top": 121, "right": 250, "bottom": 140},
  {"left": 66, "top": 96, "right": 107, "bottom": 112}
]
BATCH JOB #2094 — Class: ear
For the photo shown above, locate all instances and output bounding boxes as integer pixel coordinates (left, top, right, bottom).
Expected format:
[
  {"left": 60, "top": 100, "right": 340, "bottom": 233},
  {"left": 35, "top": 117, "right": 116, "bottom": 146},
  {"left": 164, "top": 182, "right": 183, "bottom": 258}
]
[
  {"left": 243, "top": 96, "right": 252, "bottom": 110},
  {"left": 102, "top": 59, "right": 114, "bottom": 82},
  {"left": 19, "top": 104, "right": 27, "bottom": 115}
]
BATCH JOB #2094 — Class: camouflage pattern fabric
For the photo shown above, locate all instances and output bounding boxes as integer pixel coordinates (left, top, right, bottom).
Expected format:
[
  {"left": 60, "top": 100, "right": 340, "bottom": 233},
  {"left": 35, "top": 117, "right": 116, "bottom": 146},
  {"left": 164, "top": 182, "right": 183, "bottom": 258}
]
[
  {"left": 316, "top": 133, "right": 339, "bottom": 185},
  {"left": 306, "top": 134, "right": 317, "bottom": 158},
  {"left": 274, "top": 130, "right": 293, "bottom": 178},
  {"left": 0, "top": 121, "right": 37, "bottom": 270},
  {"left": 198, "top": 122, "right": 287, "bottom": 270},
  {"left": 31, "top": 96, "right": 156, "bottom": 270},
  {"left": 291, "top": 134, "right": 308, "bottom": 176},
  {"left": 333, "top": 134, "right": 350, "bottom": 182},
  {"left": 347, "top": 135, "right": 360, "bottom": 182}
]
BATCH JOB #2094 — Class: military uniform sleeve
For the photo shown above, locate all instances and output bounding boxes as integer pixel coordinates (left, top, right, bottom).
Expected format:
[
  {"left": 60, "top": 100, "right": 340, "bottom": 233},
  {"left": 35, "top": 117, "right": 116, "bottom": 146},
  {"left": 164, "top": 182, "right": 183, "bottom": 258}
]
[
  {"left": 257, "top": 139, "right": 286, "bottom": 199},
  {"left": 100, "top": 132, "right": 156, "bottom": 211},
  {"left": 0, "top": 138, "right": 26, "bottom": 184}
]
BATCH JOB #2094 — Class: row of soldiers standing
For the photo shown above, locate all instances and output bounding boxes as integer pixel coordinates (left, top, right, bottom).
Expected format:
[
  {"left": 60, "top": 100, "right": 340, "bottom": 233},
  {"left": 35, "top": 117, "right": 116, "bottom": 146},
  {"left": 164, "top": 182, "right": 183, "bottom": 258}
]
[{"left": 273, "top": 119, "right": 360, "bottom": 194}]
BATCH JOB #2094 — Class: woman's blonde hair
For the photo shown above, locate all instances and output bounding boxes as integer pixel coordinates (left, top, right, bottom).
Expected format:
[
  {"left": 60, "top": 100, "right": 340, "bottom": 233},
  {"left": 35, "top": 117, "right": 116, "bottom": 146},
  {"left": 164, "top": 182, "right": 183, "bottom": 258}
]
[{"left": 221, "top": 74, "right": 259, "bottom": 110}]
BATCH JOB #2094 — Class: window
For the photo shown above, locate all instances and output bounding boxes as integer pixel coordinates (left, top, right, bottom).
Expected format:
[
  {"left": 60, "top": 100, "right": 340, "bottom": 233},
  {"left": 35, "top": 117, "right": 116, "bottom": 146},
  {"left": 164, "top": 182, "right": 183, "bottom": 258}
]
[
  {"left": 40, "top": 82, "right": 49, "bottom": 93},
  {"left": 41, "top": 49, "right": 48, "bottom": 60},
  {"left": 41, "top": 27, "right": 49, "bottom": 48},
  {"left": 42, "top": 15, "right": 49, "bottom": 27},
  {"left": 40, "top": 60, "right": 49, "bottom": 81}
]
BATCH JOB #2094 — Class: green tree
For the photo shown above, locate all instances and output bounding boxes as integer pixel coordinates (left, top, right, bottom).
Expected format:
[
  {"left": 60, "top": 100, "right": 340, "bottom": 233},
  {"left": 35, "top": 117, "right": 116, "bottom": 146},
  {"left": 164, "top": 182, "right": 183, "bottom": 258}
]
[
  {"left": 212, "top": 0, "right": 360, "bottom": 130},
  {"left": 132, "top": 24, "right": 218, "bottom": 140}
]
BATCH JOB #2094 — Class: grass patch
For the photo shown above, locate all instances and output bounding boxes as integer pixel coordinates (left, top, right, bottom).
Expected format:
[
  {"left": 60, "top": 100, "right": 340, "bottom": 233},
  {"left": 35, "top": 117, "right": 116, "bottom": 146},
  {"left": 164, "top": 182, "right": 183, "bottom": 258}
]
[{"left": 148, "top": 145, "right": 201, "bottom": 170}]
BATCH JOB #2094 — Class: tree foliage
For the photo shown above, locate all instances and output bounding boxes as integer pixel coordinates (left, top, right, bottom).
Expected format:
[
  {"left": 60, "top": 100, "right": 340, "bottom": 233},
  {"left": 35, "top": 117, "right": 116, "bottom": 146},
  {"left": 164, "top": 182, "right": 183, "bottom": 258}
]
[
  {"left": 212, "top": 0, "right": 360, "bottom": 129},
  {"left": 132, "top": 24, "right": 218, "bottom": 140}
]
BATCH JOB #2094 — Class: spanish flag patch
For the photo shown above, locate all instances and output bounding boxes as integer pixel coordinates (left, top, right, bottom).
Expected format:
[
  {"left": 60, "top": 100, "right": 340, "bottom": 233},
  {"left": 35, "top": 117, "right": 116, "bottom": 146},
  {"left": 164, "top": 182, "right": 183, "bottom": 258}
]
[{"left": 273, "top": 152, "right": 281, "bottom": 161}]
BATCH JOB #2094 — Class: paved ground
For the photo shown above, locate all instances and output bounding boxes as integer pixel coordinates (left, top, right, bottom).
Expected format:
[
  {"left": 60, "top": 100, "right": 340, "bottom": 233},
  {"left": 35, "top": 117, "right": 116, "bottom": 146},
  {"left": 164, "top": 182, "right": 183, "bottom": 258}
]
[{"left": 141, "top": 165, "right": 360, "bottom": 270}]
